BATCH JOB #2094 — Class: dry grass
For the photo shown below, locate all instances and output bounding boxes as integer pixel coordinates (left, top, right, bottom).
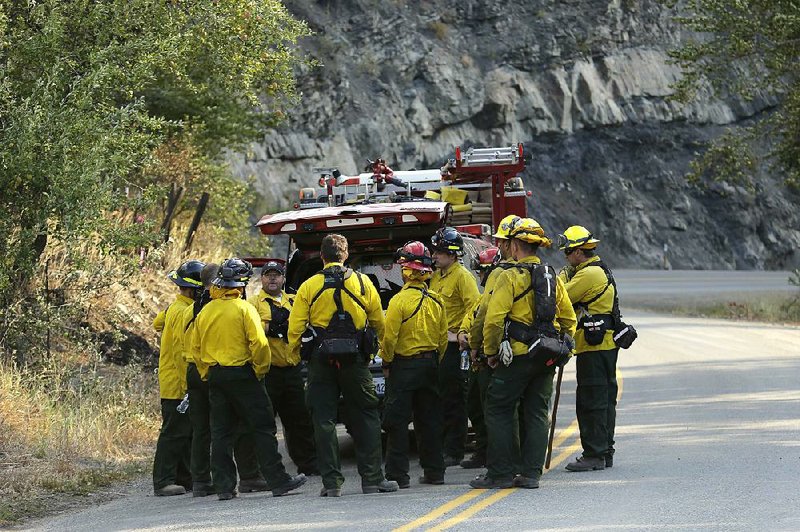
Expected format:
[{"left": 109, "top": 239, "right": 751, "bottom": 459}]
[
  {"left": 0, "top": 222, "right": 242, "bottom": 525},
  {"left": 0, "top": 361, "right": 159, "bottom": 525}
]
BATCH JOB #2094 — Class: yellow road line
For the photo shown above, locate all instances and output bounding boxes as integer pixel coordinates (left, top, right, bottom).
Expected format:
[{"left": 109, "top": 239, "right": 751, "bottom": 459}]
[
  {"left": 398, "top": 366, "right": 626, "bottom": 531},
  {"left": 392, "top": 490, "right": 486, "bottom": 532},
  {"left": 432, "top": 434, "right": 583, "bottom": 531},
  {"left": 429, "top": 489, "right": 518, "bottom": 531}
]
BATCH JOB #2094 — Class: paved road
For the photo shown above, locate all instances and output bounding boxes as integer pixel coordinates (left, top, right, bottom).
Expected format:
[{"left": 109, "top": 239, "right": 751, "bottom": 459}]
[
  {"left": 614, "top": 269, "right": 796, "bottom": 307},
  {"left": 28, "top": 308, "right": 800, "bottom": 531}
]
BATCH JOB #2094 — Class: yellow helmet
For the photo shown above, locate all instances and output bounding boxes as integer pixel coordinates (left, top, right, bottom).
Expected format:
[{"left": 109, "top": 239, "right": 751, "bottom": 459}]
[
  {"left": 510, "top": 218, "right": 552, "bottom": 247},
  {"left": 493, "top": 214, "right": 521, "bottom": 240},
  {"left": 558, "top": 225, "right": 600, "bottom": 251}
]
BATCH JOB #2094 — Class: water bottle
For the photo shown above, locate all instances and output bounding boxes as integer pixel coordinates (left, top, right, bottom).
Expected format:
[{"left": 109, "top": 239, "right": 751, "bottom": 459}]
[
  {"left": 176, "top": 393, "right": 189, "bottom": 414},
  {"left": 459, "top": 349, "right": 470, "bottom": 371}
]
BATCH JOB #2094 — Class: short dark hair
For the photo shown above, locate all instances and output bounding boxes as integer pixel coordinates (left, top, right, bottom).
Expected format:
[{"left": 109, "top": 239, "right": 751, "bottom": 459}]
[
  {"left": 201, "top": 263, "right": 220, "bottom": 288},
  {"left": 321, "top": 234, "right": 348, "bottom": 262},
  {"left": 582, "top": 249, "right": 596, "bottom": 258},
  {"left": 514, "top": 240, "right": 540, "bottom": 255}
]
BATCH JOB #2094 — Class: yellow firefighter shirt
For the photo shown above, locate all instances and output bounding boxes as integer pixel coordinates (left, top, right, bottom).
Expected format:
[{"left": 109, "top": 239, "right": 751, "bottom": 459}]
[
  {"left": 559, "top": 256, "right": 617, "bottom": 352},
  {"left": 381, "top": 281, "right": 449, "bottom": 363},
  {"left": 469, "top": 261, "right": 515, "bottom": 351},
  {"left": 153, "top": 309, "right": 166, "bottom": 333},
  {"left": 192, "top": 287, "right": 272, "bottom": 380},
  {"left": 248, "top": 289, "right": 298, "bottom": 367},
  {"left": 429, "top": 261, "right": 480, "bottom": 333},
  {"left": 158, "top": 294, "right": 193, "bottom": 399},
  {"left": 288, "top": 263, "right": 385, "bottom": 359},
  {"left": 483, "top": 256, "right": 577, "bottom": 356}
]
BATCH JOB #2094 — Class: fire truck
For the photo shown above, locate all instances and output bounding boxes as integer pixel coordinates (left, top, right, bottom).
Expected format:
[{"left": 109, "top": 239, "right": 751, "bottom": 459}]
[{"left": 251, "top": 143, "right": 531, "bottom": 401}]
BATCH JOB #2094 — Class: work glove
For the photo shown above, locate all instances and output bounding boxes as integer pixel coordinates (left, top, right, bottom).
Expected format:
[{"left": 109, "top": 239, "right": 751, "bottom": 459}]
[
  {"left": 562, "top": 333, "right": 576, "bottom": 353},
  {"left": 499, "top": 339, "right": 513, "bottom": 367}
]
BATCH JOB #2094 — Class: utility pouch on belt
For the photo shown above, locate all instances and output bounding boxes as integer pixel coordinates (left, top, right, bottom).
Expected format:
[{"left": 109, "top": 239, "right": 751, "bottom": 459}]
[
  {"left": 613, "top": 321, "right": 637, "bottom": 349},
  {"left": 527, "top": 335, "right": 570, "bottom": 368},
  {"left": 579, "top": 314, "right": 611, "bottom": 345},
  {"left": 587, "top": 261, "right": 638, "bottom": 350}
]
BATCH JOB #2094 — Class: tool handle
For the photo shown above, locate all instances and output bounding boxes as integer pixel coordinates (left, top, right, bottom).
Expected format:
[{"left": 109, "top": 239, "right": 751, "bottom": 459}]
[{"left": 545, "top": 365, "right": 564, "bottom": 469}]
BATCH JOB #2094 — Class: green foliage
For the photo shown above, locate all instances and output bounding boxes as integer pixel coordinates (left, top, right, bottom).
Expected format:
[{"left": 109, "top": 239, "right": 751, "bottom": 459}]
[
  {"left": 686, "top": 129, "right": 757, "bottom": 189},
  {"left": 0, "top": 0, "right": 309, "bottom": 306},
  {"left": 667, "top": 0, "right": 800, "bottom": 190}
]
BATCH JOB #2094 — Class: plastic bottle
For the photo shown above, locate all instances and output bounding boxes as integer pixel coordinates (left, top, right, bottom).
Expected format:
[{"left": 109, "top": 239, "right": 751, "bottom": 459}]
[
  {"left": 176, "top": 393, "right": 189, "bottom": 414},
  {"left": 459, "top": 349, "right": 470, "bottom": 371}
]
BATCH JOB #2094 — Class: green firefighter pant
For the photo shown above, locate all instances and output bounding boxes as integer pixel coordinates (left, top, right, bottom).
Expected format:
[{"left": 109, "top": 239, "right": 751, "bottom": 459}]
[
  {"left": 306, "top": 355, "right": 384, "bottom": 490},
  {"left": 438, "top": 342, "right": 468, "bottom": 459},
  {"left": 207, "top": 365, "right": 291, "bottom": 494},
  {"left": 575, "top": 348, "right": 619, "bottom": 459},
  {"left": 152, "top": 398, "right": 192, "bottom": 490},
  {"left": 187, "top": 364, "right": 263, "bottom": 486},
  {"left": 264, "top": 364, "right": 318, "bottom": 474},
  {"left": 466, "top": 365, "right": 491, "bottom": 457},
  {"left": 382, "top": 356, "right": 445, "bottom": 484},
  {"left": 485, "top": 355, "right": 554, "bottom": 481}
]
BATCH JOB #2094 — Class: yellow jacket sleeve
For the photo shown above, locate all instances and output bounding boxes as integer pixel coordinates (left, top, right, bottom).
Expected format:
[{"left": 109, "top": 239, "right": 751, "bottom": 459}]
[
  {"left": 482, "top": 271, "right": 513, "bottom": 356},
  {"left": 459, "top": 268, "right": 480, "bottom": 327},
  {"left": 362, "top": 273, "right": 386, "bottom": 343},
  {"left": 555, "top": 277, "right": 577, "bottom": 338},
  {"left": 287, "top": 282, "right": 311, "bottom": 359},
  {"left": 246, "top": 304, "right": 272, "bottom": 379},
  {"left": 438, "top": 305, "right": 449, "bottom": 360},
  {"left": 153, "top": 309, "right": 166, "bottom": 333},
  {"left": 381, "top": 295, "right": 403, "bottom": 363}
]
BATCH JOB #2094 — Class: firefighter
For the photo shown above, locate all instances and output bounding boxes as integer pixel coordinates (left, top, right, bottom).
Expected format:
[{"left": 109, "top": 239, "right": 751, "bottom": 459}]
[
  {"left": 248, "top": 261, "right": 318, "bottom": 476},
  {"left": 153, "top": 260, "right": 203, "bottom": 496},
  {"left": 462, "top": 215, "right": 521, "bottom": 470},
  {"left": 458, "top": 247, "right": 498, "bottom": 470},
  {"left": 558, "top": 225, "right": 619, "bottom": 472},
  {"left": 287, "top": 234, "right": 397, "bottom": 497},
  {"left": 429, "top": 226, "right": 480, "bottom": 467},
  {"left": 381, "top": 242, "right": 449, "bottom": 488},
  {"left": 471, "top": 219, "right": 577, "bottom": 489},
  {"left": 181, "top": 264, "right": 268, "bottom": 497},
  {"left": 192, "top": 258, "right": 306, "bottom": 500}
]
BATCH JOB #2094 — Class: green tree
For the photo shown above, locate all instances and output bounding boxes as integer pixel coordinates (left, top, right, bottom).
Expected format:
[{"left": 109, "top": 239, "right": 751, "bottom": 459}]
[
  {"left": 667, "top": 0, "right": 800, "bottom": 190},
  {"left": 0, "top": 0, "right": 309, "bottom": 300}
]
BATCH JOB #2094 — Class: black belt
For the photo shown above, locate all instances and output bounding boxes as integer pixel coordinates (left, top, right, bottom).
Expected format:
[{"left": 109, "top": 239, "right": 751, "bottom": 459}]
[{"left": 394, "top": 350, "right": 437, "bottom": 360}]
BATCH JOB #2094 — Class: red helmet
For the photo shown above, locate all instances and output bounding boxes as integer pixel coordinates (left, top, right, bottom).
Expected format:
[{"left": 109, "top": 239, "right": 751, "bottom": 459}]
[
  {"left": 476, "top": 247, "right": 500, "bottom": 270},
  {"left": 395, "top": 241, "right": 433, "bottom": 271}
]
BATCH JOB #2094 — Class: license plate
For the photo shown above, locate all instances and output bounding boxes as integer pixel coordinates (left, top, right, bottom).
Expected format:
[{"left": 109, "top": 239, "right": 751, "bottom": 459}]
[{"left": 373, "top": 376, "right": 385, "bottom": 396}]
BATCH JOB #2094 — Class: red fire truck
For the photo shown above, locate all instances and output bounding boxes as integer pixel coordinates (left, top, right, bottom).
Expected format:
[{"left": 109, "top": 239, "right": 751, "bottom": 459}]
[{"left": 251, "top": 143, "right": 531, "bottom": 401}]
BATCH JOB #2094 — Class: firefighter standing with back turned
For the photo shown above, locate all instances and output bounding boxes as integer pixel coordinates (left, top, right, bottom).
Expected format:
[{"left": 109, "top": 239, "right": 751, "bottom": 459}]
[
  {"left": 461, "top": 214, "right": 520, "bottom": 469},
  {"left": 288, "top": 234, "right": 398, "bottom": 497},
  {"left": 472, "top": 219, "right": 576, "bottom": 489},
  {"left": 381, "top": 241, "right": 449, "bottom": 488},
  {"left": 429, "top": 226, "right": 480, "bottom": 467},
  {"left": 248, "top": 260, "right": 318, "bottom": 476},
  {"left": 181, "top": 263, "right": 269, "bottom": 496},
  {"left": 152, "top": 260, "right": 203, "bottom": 496},
  {"left": 558, "top": 225, "right": 619, "bottom": 472},
  {"left": 192, "top": 258, "right": 306, "bottom": 500}
]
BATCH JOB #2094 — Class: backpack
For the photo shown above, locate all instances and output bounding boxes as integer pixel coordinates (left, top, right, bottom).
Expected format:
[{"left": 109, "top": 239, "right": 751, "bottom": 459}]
[
  {"left": 306, "top": 266, "right": 376, "bottom": 363},
  {"left": 504, "top": 263, "right": 570, "bottom": 368}
]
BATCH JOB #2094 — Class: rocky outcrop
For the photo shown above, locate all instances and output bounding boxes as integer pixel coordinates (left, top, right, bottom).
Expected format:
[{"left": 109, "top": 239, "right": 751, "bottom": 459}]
[{"left": 231, "top": 0, "right": 800, "bottom": 270}]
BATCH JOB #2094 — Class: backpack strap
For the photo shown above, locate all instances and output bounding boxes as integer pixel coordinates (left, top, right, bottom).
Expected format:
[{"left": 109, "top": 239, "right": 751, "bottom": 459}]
[
  {"left": 580, "top": 260, "right": 622, "bottom": 322},
  {"left": 310, "top": 267, "right": 367, "bottom": 313},
  {"left": 401, "top": 285, "right": 442, "bottom": 324}
]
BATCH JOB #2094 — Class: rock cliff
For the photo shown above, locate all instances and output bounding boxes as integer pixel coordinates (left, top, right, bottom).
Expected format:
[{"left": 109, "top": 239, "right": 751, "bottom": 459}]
[{"left": 231, "top": 0, "right": 800, "bottom": 269}]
